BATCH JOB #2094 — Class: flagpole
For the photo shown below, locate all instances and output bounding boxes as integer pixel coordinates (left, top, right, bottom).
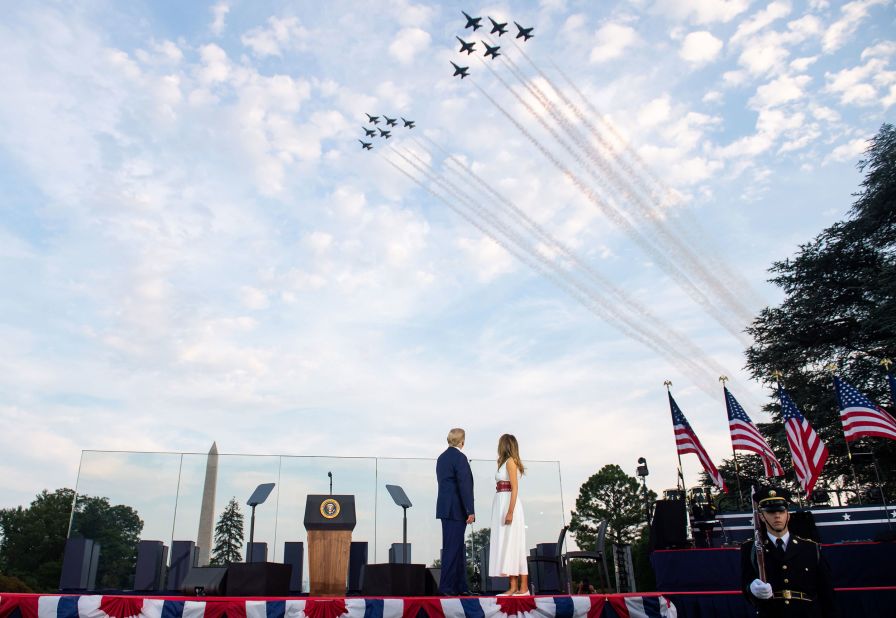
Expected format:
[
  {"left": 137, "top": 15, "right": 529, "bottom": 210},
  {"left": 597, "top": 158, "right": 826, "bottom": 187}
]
[
  {"left": 827, "top": 364, "right": 863, "bottom": 505},
  {"left": 720, "top": 376, "right": 744, "bottom": 510},
  {"left": 882, "top": 358, "right": 895, "bottom": 406},
  {"left": 666, "top": 380, "right": 693, "bottom": 544}
]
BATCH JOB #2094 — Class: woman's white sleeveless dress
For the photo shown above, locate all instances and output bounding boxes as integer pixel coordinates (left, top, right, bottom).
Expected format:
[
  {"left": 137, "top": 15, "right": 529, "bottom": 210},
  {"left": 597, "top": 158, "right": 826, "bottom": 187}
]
[{"left": 488, "top": 462, "right": 528, "bottom": 576}]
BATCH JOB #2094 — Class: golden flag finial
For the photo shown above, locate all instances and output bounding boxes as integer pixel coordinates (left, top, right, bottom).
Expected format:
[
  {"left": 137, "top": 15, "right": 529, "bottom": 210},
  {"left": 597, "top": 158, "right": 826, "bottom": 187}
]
[
  {"left": 771, "top": 369, "right": 784, "bottom": 382},
  {"left": 719, "top": 375, "right": 729, "bottom": 385},
  {"left": 663, "top": 380, "right": 673, "bottom": 390},
  {"left": 824, "top": 362, "right": 838, "bottom": 374},
  {"left": 882, "top": 358, "right": 893, "bottom": 371}
]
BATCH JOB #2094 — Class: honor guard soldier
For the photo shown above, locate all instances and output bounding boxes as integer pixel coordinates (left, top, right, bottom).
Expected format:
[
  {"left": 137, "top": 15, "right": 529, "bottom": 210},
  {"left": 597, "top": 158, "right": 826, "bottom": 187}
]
[{"left": 740, "top": 487, "right": 838, "bottom": 617}]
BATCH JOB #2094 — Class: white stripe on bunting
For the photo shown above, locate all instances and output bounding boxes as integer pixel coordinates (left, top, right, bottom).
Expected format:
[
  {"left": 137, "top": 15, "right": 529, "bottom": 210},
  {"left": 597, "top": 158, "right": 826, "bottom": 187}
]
[
  {"left": 344, "top": 598, "right": 366, "bottom": 618},
  {"left": 182, "top": 601, "right": 206, "bottom": 618},
  {"left": 246, "top": 600, "right": 268, "bottom": 618},
  {"left": 382, "top": 599, "right": 403, "bottom": 618},
  {"left": 38, "top": 595, "right": 61, "bottom": 618},
  {"left": 570, "top": 596, "right": 591, "bottom": 618},
  {"left": 284, "top": 600, "right": 306, "bottom": 618},
  {"left": 141, "top": 599, "right": 165, "bottom": 618},
  {"left": 439, "top": 598, "right": 465, "bottom": 618}
]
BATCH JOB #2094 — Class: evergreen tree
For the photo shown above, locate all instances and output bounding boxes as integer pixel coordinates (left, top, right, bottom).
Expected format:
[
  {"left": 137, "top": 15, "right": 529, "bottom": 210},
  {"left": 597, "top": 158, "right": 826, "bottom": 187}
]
[
  {"left": 211, "top": 497, "right": 244, "bottom": 565},
  {"left": 744, "top": 123, "right": 896, "bottom": 500}
]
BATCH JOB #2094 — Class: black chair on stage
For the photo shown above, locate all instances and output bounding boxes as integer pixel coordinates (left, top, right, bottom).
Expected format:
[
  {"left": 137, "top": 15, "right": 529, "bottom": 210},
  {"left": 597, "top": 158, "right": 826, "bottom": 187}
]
[
  {"left": 527, "top": 526, "right": 570, "bottom": 594},
  {"left": 527, "top": 520, "right": 612, "bottom": 594},
  {"left": 564, "top": 519, "right": 611, "bottom": 592}
]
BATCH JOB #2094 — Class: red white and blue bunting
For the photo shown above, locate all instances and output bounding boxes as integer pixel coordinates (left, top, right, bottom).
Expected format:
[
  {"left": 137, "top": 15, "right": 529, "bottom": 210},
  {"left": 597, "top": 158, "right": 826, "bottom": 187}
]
[{"left": 0, "top": 594, "right": 676, "bottom": 618}]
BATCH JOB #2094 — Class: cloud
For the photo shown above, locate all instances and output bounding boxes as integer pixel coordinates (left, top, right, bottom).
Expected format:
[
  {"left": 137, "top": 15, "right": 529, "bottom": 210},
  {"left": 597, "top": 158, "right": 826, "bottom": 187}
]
[
  {"left": 729, "top": 1, "right": 791, "bottom": 46},
  {"left": 749, "top": 74, "right": 812, "bottom": 108},
  {"left": 825, "top": 57, "right": 894, "bottom": 106},
  {"left": 826, "top": 136, "right": 869, "bottom": 163},
  {"left": 679, "top": 30, "right": 724, "bottom": 64},
  {"left": 388, "top": 27, "right": 431, "bottom": 65},
  {"left": 210, "top": 2, "right": 229, "bottom": 36},
  {"left": 652, "top": 0, "right": 750, "bottom": 24},
  {"left": 823, "top": 0, "right": 888, "bottom": 53},
  {"left": 241, "top": 16, "right": 309, "bottom": 57},
  {"left": 589, "top": 23, "right": 638, "bottom": 63}
]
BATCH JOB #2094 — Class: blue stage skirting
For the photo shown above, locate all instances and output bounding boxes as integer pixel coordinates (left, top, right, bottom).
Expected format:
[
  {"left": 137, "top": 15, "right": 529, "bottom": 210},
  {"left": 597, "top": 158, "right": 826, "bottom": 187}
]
[
  {"left": 651, "top": 542, "right": 896, "bottom": 591},
  {"left": 665, "top": 589, "right": 896, "bottom": 618}
]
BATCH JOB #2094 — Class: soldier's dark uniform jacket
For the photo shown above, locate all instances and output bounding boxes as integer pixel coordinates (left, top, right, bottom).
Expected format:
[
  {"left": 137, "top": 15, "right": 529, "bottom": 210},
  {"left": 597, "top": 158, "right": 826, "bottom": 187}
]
[{"left": 740, "top": 533, "right": 838, "bottom": 617}]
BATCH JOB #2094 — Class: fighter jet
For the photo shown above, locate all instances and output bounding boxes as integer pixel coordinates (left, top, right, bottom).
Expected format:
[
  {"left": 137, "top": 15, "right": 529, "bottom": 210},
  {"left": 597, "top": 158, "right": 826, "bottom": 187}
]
[
  {"left": 488, "top": 17, "right": 508, "bottom": 36},
  {"left": 456, "top": 36, "right": 476, "bottom": 54},
  {"left": 514, "top": 22, "right": 534, "bottom": 40},
  {"left": 451, "top": 61, "right": 469, "bottom": 78},
  {"left": 462, "top": 11, "right": 482, "bottom": 31},
  {"left": 384, "top": 116, "right": 398, "bottom": 127},
  {"left": 378, "top": 128, "right": 391, "bottom": 139},
  {"left": 358, "top": 140, "right": 373, "bottom": 150},
  {"left": 401, "top": 117, "right": 415, "bottom": 129},
  {"left": 362, "top": 127, "right": 376, "bottom": 137},
  {"left": 482, "top": 41, "right": 500, "bottom": 59},
  {"left": 366, "top": 113, "right": 380, "bottom": 124}
]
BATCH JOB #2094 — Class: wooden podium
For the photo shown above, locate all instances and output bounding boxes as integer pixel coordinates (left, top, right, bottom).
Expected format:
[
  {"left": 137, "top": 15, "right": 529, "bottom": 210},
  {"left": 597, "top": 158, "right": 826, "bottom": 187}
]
[{"left": 304, "top": 495, "right": 356, "bottom": 596}]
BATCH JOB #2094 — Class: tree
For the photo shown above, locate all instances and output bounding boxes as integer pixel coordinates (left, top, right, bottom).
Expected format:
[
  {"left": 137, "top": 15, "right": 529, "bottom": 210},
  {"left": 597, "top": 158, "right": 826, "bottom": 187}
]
[
  {"left": 465, "top": 527, "right": 490, "bottom": 592},
  {"left": 745, "top": 124, "right": 896, "bottom": 499},
  {"left": 570, "top": 464, "right": 656, "bottom": 549},
  {"left": 211, "top": 497, "right": 244, "bottom": 565},
  {"left": 0, "top": 488, "right": 143, "bottom": 592},
  {"left": 0, "top": 488, "right": 74, "bottom": 591}
]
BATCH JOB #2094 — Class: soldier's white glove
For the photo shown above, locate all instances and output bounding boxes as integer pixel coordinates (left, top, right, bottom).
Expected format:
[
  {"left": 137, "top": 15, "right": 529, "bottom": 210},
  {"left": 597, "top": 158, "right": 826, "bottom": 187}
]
[{"left": 750, "top": 579, "right": 773, "bottom": 599}]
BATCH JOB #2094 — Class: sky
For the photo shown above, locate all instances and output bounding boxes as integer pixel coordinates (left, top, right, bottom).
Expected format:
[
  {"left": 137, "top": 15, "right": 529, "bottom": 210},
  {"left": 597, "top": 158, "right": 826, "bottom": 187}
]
[{"left": 1, "top": 0, "right": 894, "bottom": 536}]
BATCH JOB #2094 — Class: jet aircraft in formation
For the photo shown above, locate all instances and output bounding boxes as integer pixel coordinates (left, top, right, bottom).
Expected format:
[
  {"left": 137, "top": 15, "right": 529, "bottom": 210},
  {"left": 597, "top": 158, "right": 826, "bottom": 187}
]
[
  {"left": 358, "top": 113, "right": 414, "bottom": 150},
  {"left": 514, "top": 22, "right": 534, "bottom": 40},
  {"left": 488, "top": 17, "right": 508, "bottom": 36},
  {"left": 462, "top": 11, "right": 482, "bottom": 30},
  {"left": 456, "top": 36, "right": 476, "bottom": 54},
  {"left": 452, "top": 12, "right": 533, "bottom": 77},
  {"left": 451, "top": 61, "right": 469, "bottom": 78}
]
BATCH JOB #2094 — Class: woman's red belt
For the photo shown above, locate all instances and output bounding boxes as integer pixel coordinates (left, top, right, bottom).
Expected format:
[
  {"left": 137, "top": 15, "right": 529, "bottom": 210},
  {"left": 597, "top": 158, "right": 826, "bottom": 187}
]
[{"left": 496, "top": 481, "right": 512, "bottom": 492}]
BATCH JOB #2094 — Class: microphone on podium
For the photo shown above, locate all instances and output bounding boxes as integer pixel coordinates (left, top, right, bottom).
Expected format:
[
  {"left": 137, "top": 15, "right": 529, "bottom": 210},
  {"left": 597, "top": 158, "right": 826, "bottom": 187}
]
[{"left": 328, "top": 471, "right": 333, "bottom": 495}]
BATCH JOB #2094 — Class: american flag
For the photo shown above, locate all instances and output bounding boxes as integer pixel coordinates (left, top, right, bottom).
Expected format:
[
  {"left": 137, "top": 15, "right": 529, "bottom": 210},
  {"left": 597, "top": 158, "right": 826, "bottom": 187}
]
[
  {"left": 724, "top": 387, "right": 784, "bottom": 476},
  {"left": 778, "top": 387, "right": 828, "bottom": 494},
  {"left": 833, "top": 376, "right": 896, "bottom": 442},
  {"left": 668, "top": 392, "right": 727, "bottom": 492}
]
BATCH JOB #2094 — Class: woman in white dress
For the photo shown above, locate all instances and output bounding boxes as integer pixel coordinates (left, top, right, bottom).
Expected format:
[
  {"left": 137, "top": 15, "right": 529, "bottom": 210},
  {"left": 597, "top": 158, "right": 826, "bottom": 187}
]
[{"left": 488, "top": 434, "right": 529, "bottom": 595}]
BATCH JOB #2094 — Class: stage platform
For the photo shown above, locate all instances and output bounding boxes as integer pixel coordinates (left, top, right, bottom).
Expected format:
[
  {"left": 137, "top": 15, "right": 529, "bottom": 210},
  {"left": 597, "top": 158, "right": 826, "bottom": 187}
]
[{"left": 0, "top": 593, "right": 677, "bottom": 618}]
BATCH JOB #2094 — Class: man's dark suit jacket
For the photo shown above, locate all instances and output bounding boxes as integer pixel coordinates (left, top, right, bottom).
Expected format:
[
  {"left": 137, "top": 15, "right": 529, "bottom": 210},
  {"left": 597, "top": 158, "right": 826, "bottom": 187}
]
[{"left": 436, "top": 446, "right": 474, "bottom": 520}]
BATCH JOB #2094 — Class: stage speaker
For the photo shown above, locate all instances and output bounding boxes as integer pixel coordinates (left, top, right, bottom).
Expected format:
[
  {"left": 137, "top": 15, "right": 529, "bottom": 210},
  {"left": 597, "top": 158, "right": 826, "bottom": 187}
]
[
  {"left": 226, "top": 562, "right": 291, "bottom": 596},
  {"left": 180, "top": 566, "right": 228, "bottom": 596},
  {"left": 59, "top": 538, "right": 99, "bottom": 591},
  {"left": 650, "top": 500, "right": 688, "bottom": 550},
  {"left": 169, "top": 541, "right": 198, "bottom": 591},
  {"left": 789, "top": 510, "right": 820, "bottom": 542},
  {"left": 284, "top": 542, "right": 304, "bottom": 593},
  {"left": 425, "top": 568, "right": 440, "bottom": 596},
  {"left": 246, "top": 542, "right": 268, "bottom": 563},
  {"left": 135, "top": 540, "right": 168, "bottom": 591},
  {"left": 348, "top": 542, "right": 368, "bottom": 594},
  {"left": 361, "top": 563, "right": 426, "bottom": 596},
  {"left": 388, "top": 543, "right": 411, "bottom": 564}
]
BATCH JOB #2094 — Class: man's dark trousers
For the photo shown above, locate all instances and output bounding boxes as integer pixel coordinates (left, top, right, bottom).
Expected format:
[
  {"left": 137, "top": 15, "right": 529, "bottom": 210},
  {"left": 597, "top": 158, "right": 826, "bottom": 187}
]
[{"left": 441, "top": 519, "right": 468, "bottom": 595}]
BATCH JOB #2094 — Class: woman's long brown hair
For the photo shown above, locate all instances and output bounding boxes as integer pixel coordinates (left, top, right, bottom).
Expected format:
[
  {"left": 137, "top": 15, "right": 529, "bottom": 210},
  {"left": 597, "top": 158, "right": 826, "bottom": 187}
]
[{"left": 497, "top": 434, "right": 525, "bottom": 474}]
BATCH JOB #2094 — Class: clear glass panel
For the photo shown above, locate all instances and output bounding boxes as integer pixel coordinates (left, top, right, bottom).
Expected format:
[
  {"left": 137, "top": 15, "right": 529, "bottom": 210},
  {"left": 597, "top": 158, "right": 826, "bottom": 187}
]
[
  {"left": 70, "top": 450, "right": 564, "bottom": 592},
  {"left": 72, "top": 451, "right": 183, "bottom": 590}
]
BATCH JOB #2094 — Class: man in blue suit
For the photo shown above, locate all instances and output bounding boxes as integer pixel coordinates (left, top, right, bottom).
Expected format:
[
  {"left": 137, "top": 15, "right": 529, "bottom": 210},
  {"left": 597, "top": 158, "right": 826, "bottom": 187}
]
[{"left": 436, "top": 427, "right": 475, "bottom": 596}]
